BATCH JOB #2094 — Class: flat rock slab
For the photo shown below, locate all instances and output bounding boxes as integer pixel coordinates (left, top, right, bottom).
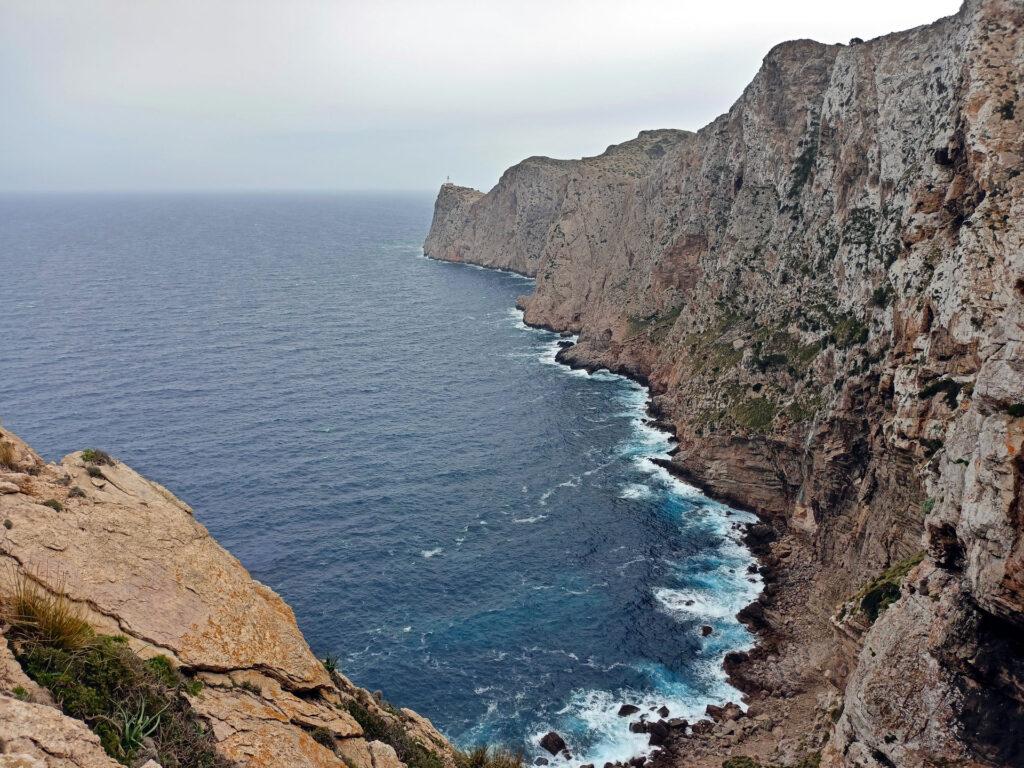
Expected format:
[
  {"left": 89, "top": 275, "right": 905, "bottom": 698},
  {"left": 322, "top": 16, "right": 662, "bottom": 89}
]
[
  {"left": 0, "top": 694, "right": 120, "bottom": 768},
  {"left": 0, "top": 439, "right": 329, "bottom": 692}
]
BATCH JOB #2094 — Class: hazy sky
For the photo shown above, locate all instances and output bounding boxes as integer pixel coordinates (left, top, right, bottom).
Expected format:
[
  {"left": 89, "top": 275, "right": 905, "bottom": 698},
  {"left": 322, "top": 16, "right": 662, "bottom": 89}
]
[{"left": 1, "top": 1, "right": 961, "bottom": 193}]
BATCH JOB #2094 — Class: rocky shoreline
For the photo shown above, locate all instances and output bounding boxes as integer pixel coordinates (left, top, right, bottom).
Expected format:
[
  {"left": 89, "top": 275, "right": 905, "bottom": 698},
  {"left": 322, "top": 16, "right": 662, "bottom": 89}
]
[
  {"left": 491, "top": 301, "right": 867, "bottom": 768},
  {"left": 529, "top": 319, "right": 805, "bottom": 768},
  {"left": 490, "top": 299, "right": 776, "bottom": 767},
  {"left": 423, "top": 1, "right": 1024, "bottom": 765},
  {"left": 431, "top": 253, "right": 774, "bottom": 766}
]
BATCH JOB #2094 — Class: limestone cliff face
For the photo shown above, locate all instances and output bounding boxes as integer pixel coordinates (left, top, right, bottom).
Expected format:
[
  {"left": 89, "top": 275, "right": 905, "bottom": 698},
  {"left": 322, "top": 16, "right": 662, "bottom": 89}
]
[
  {"left": 0, "top": 430, "right": 455, "bottom": 768},
  {"left": 424, "top": 130, "right": 692, "bottom": 278},
  {"left": 426, "top": 1, "right": 1024, "bottom": 766}
]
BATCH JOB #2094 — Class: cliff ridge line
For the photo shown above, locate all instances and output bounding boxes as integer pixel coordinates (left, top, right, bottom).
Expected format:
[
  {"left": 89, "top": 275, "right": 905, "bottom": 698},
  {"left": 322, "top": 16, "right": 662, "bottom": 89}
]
[{"left": 424, "top": 0, "right": 1024, "bottom": 765}]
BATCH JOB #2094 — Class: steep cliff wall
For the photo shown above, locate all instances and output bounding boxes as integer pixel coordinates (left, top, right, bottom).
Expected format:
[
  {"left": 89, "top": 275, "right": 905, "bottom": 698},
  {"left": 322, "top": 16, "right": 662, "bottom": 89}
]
[
  {"left": 0, "top": 429, "right": 455, "bottom": 768},
  {"left": 425, "top": 1, "right": 1024, "bottom": 766}
]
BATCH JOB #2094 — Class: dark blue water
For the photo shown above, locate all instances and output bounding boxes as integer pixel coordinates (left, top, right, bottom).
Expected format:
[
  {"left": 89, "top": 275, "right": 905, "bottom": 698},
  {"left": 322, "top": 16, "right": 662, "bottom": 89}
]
[{"left": 0, "top": 193, "right": 759, "bottom": 764}]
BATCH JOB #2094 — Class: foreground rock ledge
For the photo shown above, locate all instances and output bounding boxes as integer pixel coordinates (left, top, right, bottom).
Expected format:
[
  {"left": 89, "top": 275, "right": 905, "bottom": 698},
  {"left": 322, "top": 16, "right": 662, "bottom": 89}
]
[{"left": 0, "top": 429, "right": 456, "bottom": 768}]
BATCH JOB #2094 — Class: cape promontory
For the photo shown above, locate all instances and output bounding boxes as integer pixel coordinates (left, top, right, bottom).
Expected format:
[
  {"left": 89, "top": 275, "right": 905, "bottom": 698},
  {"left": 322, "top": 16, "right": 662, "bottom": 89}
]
[{"left": 426, "top": 1, "right": 1023, "bottom": 765}]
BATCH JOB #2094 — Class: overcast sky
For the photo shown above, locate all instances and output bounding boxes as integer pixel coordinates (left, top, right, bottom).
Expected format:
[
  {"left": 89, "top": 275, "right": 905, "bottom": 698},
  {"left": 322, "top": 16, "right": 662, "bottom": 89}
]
[{"left": 1, "top": 1, "right": 961, "bottom": 193}]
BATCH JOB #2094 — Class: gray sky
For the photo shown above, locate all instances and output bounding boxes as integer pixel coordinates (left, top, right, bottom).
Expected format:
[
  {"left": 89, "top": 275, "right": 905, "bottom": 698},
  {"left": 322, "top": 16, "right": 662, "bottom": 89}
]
[{"left": 1, "top": 0, "right": 961, "bottom": 193}]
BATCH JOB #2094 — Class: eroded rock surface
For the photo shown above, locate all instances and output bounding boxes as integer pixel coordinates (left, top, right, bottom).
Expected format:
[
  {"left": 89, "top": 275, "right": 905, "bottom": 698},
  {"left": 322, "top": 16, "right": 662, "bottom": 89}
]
[
  {"left": 0, "top": 430, "right": 456, "bottom": 768},
  {"left": 426, "top": 1, "right": 1024, "bottom": 765},
  {"left": 0, "top": 695, "right": 119, "bottom": 768}
]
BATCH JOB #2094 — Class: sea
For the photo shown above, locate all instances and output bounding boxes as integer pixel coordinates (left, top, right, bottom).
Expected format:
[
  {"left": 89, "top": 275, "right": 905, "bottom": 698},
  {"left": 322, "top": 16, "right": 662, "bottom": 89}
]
[{"left": 0, "top": 192, "right": 759, "bottom": 765}]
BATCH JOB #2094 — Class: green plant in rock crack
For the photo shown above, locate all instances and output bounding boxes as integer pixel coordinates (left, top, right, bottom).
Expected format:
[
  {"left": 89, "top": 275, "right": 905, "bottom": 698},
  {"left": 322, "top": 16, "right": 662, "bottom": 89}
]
[{"left": 114, "top": 700, "right": 165, "bottom": 758}]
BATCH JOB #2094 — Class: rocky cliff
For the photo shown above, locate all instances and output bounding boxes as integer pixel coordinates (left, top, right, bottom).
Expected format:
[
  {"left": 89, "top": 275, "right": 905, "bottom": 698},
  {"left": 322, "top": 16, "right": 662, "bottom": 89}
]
[
  {"left": 0, "top": 429, "right": 456, "bottom": 768},
  {"left": 425, "top": 1, "right": 1024, "bottom": 766}
]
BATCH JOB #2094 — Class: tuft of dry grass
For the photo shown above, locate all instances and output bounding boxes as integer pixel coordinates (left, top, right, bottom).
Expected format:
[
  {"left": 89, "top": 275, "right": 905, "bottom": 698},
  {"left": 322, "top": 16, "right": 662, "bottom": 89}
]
[
  {"left": 0, "top": 441, "right": 18, "bottom": 470},
  {"left": 5, "top": 567, "right": 232, "bottom": 766},
  {"left": 457, "top": 745, "right": 524, "bottom": 768},
  {"left": 3, "top": 570, "right": 94, "bottom": 650}
]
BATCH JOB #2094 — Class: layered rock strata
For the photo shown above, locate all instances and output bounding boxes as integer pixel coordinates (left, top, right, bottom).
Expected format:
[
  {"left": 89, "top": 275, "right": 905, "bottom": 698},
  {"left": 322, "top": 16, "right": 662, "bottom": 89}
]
[{"left": 425, "top": 1, "right": 1024, "bottom": 765}]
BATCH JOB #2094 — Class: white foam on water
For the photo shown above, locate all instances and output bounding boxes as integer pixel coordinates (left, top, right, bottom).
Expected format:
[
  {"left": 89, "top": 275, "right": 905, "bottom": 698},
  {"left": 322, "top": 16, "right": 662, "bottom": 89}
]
[
  {"left": 654, "top": 587, "right": 737, "bottom": 620},
  {"left": 564, "top": 372, "right": 760, "bottom": 765},
  {"left": 538, "top": 342, "right": 589, "bottom": 377},
  {"left": 538, "top": 339, "right": 561, "bottom": 364},
  {"left": 503, "top": 307, "right": 589, "bottom": 374},
  {"left": 537, "top": 365, "right": 759, "bottom": 764},
  {"left": 582, "top": 459, "right": 613, "bottom": 478},
  {"left": 614, "top": 556, "right": 652, "bottom": 575},
  {"left": 420, "top": 548, "right": 443, "bottom": 559},
  {"left": 532, "top": 679, "right": 716, "bottom": 768},
  {"left": 513, "top": 515, "right": 548, "bottom": 524},
  {"left": 429, "top": 256, "right": 762, "bottom": 765},
  {"left": 619, "top": 483, "right": 653, "bottom": 500},
  {"left": 508, "top": 307, "right": 532, "bottom": 330}
]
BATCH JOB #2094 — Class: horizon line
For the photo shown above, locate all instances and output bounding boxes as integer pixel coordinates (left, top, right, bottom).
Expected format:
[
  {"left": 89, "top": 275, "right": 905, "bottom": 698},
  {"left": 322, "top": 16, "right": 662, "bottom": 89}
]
[{"left": 0, "top": 187, "right": 442, "bottom": 196}]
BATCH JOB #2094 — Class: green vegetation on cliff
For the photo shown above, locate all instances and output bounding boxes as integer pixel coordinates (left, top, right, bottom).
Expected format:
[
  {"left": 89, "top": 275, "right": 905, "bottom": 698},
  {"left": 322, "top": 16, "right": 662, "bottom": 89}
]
[
  {"left": 854, "top": 551, "right": 925, "bottom": 623},
  {"left": 4, "top": 575, "right": 228, "bottom": 767},
  {"left": 627, "top": 305, "right": 683, "bottom": 341},
  {"left": 723, "top": 752, "right": 821, "bottom": 768},
  {"left": 346, "top": 698, "right": 523, "bottom": 768},
  {"left": 730, "top": 397, "right": 778, "bottom": 432},
  {"left": 346, "top": 700, "right": 448, "bottom": 768},
  {"left": 0, "top": 440, "right": 17, "bottom": 470}
]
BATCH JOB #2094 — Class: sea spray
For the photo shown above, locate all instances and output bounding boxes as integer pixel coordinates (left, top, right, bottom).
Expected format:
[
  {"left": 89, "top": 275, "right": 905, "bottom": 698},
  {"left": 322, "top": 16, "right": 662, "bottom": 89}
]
[{"left": 504, "top": 306, "right": 762, "bottom": 767}]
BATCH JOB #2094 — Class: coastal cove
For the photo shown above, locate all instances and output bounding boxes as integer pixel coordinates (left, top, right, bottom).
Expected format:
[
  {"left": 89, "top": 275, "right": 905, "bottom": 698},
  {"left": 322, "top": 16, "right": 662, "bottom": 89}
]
[
  {"left": 0, "top": 193, "right": 761, "bottom": 766},
  {"left": 2, "top": 2, "right": 1023, "bottom": 766}
]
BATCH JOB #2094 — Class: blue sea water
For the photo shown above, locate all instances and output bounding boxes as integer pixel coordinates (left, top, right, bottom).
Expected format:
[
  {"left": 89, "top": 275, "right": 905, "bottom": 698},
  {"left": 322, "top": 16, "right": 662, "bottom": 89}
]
[{"left": 0, "top": 193, "right": 759, "bottom": 765}]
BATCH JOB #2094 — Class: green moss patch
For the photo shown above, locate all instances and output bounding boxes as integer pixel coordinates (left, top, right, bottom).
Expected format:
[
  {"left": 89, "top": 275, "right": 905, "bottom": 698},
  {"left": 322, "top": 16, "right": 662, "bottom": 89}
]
[
  {"left": 15, "top": 634, "right": 229, "bottom": 767},
  {"left": 457, "top": 745, "right": 524, "bottom": 768},
  {"left": 788, "top": 137, "right": 818, "bottom": 199},
  {"left": 346, "top": 700, "right": 447, "bottom": 768},
  {"left": 785, "top": 393, "right": 823, "bottom": 424},
  {"left": 627, "top": 305, "right": 683, "bottom": 340},
  {"left": 749, "top": 323, "right": 821, "bottom": 378},
  {"left": 729, "top": 397, "right": 777, "bottom": 432},
  {"left": 843, "top": 207, "right": 877, "bottom": 248},
  {"left": 831, "top": 313, "right": 869, "bottom": 348},
  {"left": 0, "top": 441, "right": 18, "bottom": 471},
  {"left": 346, "top": 699, "right": 523, "bottom": 768},
  {"left": 81, "top": 448, "right": 114, "bottom": 465},
  {"left": 870, "top": 285, "right": 893, "bottom": 307},
  {"left": 854, "top": 552, "right": 925, "bottom": 623}
]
